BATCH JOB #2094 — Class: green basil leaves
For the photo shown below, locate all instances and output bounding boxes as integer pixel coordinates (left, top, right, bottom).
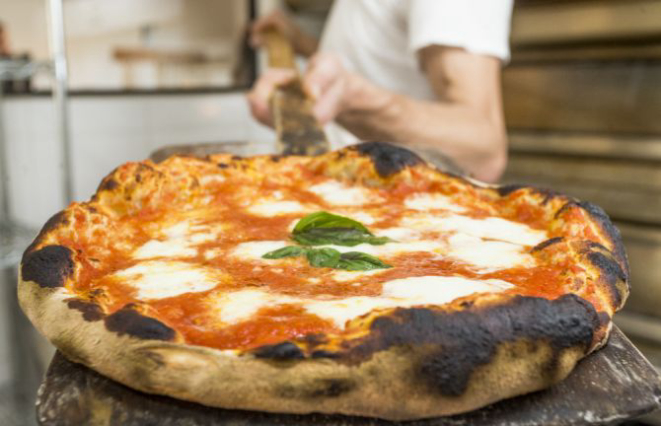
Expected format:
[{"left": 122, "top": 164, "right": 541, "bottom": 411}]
[
  {"left": 292, "top": 211, "right": 392, "bottom": 247},
  {"left": 335, "top": 251, "right": 391, "bottom": 270},
  {"left": 262, "top": 246, "right": 306, "bottom": 259},
  {"left": 262, "top": 212, "right": 393, "bottom": 271},
  {"left": 265, "top": 246, "right": 391, "bottom": 271}
]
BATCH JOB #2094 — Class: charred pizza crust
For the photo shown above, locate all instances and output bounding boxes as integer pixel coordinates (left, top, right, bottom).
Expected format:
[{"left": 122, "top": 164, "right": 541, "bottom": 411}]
[{"left": 18, "top": 142, "right": 628, "bottom": 420}]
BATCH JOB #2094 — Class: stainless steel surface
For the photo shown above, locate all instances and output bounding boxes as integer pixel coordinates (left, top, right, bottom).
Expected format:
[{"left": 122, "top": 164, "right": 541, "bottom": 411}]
[
  {"left": 46, "top": 0, "right": 73, "bottom": 206},
  {"left": 0, "top": 88, "right": 8, "bottom": 222},
  {"left": 0, "top": 223, "right": 35, "bottom": 270}
]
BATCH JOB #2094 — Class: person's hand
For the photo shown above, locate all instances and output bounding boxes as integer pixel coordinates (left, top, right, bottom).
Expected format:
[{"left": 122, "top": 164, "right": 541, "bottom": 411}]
[
  {"left": 246, "top": 53, "right": 354, "bottom": 128},
  {"left": 247, "top": 53, "right": 356, "bottom": 127},
  {"left": 247, "top": 68, "right": 297, "bottom": 127},
  {"left": 250, "top": 10, "right": 318, "bottom": 57},
  {"left": 302, "top": 53, "right": 354, "bottom": 125}
]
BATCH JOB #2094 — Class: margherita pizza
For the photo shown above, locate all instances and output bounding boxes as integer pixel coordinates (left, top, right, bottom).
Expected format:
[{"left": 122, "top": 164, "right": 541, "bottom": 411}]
[{"left": 19, "top": 142, "right": 629, "bottom": 420}]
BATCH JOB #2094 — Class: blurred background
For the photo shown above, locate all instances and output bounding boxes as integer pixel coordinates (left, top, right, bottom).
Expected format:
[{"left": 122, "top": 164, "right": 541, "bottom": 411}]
[{"left": 0, "top": 0, "right": 660, "bottom": 424}]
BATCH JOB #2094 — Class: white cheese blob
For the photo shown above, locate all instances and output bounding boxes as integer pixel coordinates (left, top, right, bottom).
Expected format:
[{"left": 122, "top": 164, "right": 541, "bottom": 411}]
[
  {"left": 401, "top": 214, "right": 547, "bottom": 246},
  {"left": 231, "top": 240, "right": 288, "bottom": 261},
  {"left": 405, "top": 193, "right": 465, "bottom": 213},
  {"left": 309, "top": 180, "right": 377, "bottom": 206},
  {"left": 445, "top": 233, "right": 535, "bottom": 271},
  {"left": 133, "top": 239, "right": 197, "bottom": 259},
  {"left": 115, "top": 261, "right": 218, "bottom": 299},
  {"left": 343, "top": 211, "right": 376, "bottom": 225},
  {"left": 210, "top": 289, "right": 295, "bottom": 324},
  {"left": 435, "top": 215, "right": 547, "bottom": 246},
  {"left": 381, "top": 275, "right": 513, "bottom": 302},
  {"left": 308, "top": 240, "right": 444, "bottom": 259},
  {"left": 247, "top": 200, "right": 307, "bottom": 216},
  {"left": 331, "top": 269, "right": 386, "bottom": 282},
  {"left": 303, "top": 297, "right": 393, "bottom": 328},
  {"left": 133, "top": 222, "right": 217, "bottom": 260},
  {"left": 208, "top": 276, "right": 512, "bottom": 328},
  {"left": 198, "top": 174, "right": 226, "bottom": 185},
  {"left": 376, "top": 227, "right": 419, "bottom": 241}
]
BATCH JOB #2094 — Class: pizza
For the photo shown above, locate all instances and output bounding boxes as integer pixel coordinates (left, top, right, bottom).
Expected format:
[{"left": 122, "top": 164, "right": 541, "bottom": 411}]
[{"left": 18, "top": 142, "right": 629, "bottom": 420}]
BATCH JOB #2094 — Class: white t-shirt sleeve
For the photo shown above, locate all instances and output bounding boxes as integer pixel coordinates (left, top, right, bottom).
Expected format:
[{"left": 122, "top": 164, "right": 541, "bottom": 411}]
[{"left": 407, "top": 0, "right": 514, "bottom": 62}]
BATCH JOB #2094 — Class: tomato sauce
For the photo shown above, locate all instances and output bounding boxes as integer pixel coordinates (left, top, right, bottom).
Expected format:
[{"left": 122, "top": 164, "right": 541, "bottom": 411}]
[{"left": 60, "top": 160, "right": 603, "bottom": 351}]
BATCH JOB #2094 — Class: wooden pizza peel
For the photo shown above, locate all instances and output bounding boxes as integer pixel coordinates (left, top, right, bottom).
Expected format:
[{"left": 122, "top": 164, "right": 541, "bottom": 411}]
[
  {"left": 262, "top": 29, "right": 329, "bottom": 156},
  {"left": 34, "top": 327, "right": 661, "bottom": 425}
]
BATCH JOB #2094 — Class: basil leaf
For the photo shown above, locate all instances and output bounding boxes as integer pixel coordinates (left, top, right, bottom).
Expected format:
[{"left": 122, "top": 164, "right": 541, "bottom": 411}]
[
  {"left": 262, "top": 246, "right": 307, "bottom": 259},
  {"left": 293, "top": 211, "right": 370, "bottom": 235},
  {"left": 306, "top": 248, "right": 341, "bottom": 268},
  {"left": 337, "top": 251, "right": 392, "bottom": 271},
  {"left": 292, "top": 228, "right": 391, "bottom": 247}
]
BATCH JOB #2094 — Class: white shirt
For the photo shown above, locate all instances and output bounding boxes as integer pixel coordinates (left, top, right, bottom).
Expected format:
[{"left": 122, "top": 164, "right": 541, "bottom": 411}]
[{"left": 318, "top": 0, "right": 514, "bottom": 149}]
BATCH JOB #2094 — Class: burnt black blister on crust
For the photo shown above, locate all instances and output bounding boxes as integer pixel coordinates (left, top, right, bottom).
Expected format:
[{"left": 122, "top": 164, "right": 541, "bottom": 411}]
[
  {"left": 577, "top": 200, "right": 629, "bottom": 274},
  {"left": 531, "top": 237, "right": 564, "bottom": 253},
  {"left": 496, "top": 184, "right": 526, "bottom": 197},
  {"left": 497, "top": 184, "right": 562, "bottom": 205},
  {"left": 104, "top": 307, "right": 175, "bottom": 341},
  {"left": 587, "top": 251, "right": 627, "bottom": 308},
  {"left": 67, "top": 299, "right": 105, "bottom": 322},
  {"left": 253, "top": 342, "right": 305, "bottom": 360},
  {"left": 97, "top": 176, "right": 119, "bottom": 192},
  {"left": 345, "top": 295, "right": 597, "bottom": 397},
  {"left": 23, "top": 211, "right": 69, "bottom": 255},
  {"left": 354, "top": 142, "right": 423, "bottom": 177},
  {"left": 21, "top": 245, "right": 74, "bottom": 289},
  {"left": 276, "top": 378, "right": 356, "bottom": 400}
]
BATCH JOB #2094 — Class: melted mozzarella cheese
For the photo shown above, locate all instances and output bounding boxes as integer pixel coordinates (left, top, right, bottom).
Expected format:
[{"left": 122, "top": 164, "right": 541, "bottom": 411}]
[
  {"left": 309, "top": 180, "right": 377, "bottom": 206},
  {"left": 115, "top": 261, "right": 218, "bottom": 299},
  {"left": 210, "top": 289, "right": 295, "bottom": 324},
  {"left": 208, "top": 275, "right": 512, "bottom": 328},
  {"left": 376, "top": 227, "right": 419, "bottom": 241},
  {"left": 231, "top": 240, "right": 288, "bottom": 261},
  {"left": 445, "top": 233, "right": 534, "bottom": 271},
  {"left": 343, "top": 211, "right": 376, "bottom": 225},
  {"left": 405, "top": 193, "right": 465, "bottom": 213},
  {"left": 319, "top": 240, "right": 445, "bottom": 258},
  {"left": 247, "top": 200, "right": 307, "bottom": 216},
  {"left": 401, "top": 214, "right": 547, "bottom": 246},
  {"left": 304, "top": 297, "right": 392, "bottom": 328},
  {"left": 382, "top": 275, "right": 512, "bottom": 301},
  {"left": 133, "top": 222, "right": 217, "bottom": 259},
  {"left": 437, "top": 215, "right": 546, "bottom": 246},
  {"left": 199, "top": 174, "right": 226, "bottom": 185},
  {"left": 331, "top": 269, "right": 386, "bottom": 282},
  {"left": 134, "top": 239, "right": 197, "bottom": 259}
]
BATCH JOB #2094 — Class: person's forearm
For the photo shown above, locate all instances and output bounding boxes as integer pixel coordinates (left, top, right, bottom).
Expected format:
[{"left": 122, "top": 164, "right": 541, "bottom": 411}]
[{"left": 337, "top": 75, "right": 507, "bottom": 182}]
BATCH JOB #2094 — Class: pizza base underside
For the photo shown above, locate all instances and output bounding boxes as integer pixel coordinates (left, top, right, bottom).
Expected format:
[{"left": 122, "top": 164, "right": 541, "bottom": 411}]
[{"left": 18, "top": 142, "right": 629, "bottom": 420}]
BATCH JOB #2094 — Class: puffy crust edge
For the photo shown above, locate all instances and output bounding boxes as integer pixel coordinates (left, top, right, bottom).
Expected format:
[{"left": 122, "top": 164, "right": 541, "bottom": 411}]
[{"left": 19, "top": 270, "right": 598, "bottom": 421}]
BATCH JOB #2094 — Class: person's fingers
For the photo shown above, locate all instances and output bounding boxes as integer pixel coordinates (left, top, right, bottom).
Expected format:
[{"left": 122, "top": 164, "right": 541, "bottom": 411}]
[
  {"left": 302, "top": 53, "right": 348, "bottom": 123},
  {"left": 249, "top": 10, "right": 291, "bottom": 47},
  {"left": 313, "top": 78, "right": 346, "bottom": 124},
  {"left": 304, "top": 53, "right": 344, "bottom": 100},
  {"left": 246, "top": 69, "right": 297, "bottom": 126}
]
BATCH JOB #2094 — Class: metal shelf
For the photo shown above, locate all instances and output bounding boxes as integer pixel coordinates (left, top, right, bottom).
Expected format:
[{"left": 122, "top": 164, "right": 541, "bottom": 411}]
[
  {"left": 0, "top": 59, "right": 52, "bottom": 82},
  {"left": 0, "top": 223, "right": 35, "bottom": 270}
]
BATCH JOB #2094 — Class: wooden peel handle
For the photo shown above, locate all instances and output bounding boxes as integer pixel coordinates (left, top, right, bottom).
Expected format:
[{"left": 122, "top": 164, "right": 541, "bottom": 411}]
[{"left": 262, "top": 29, "right": 297, "bottom": 70}]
